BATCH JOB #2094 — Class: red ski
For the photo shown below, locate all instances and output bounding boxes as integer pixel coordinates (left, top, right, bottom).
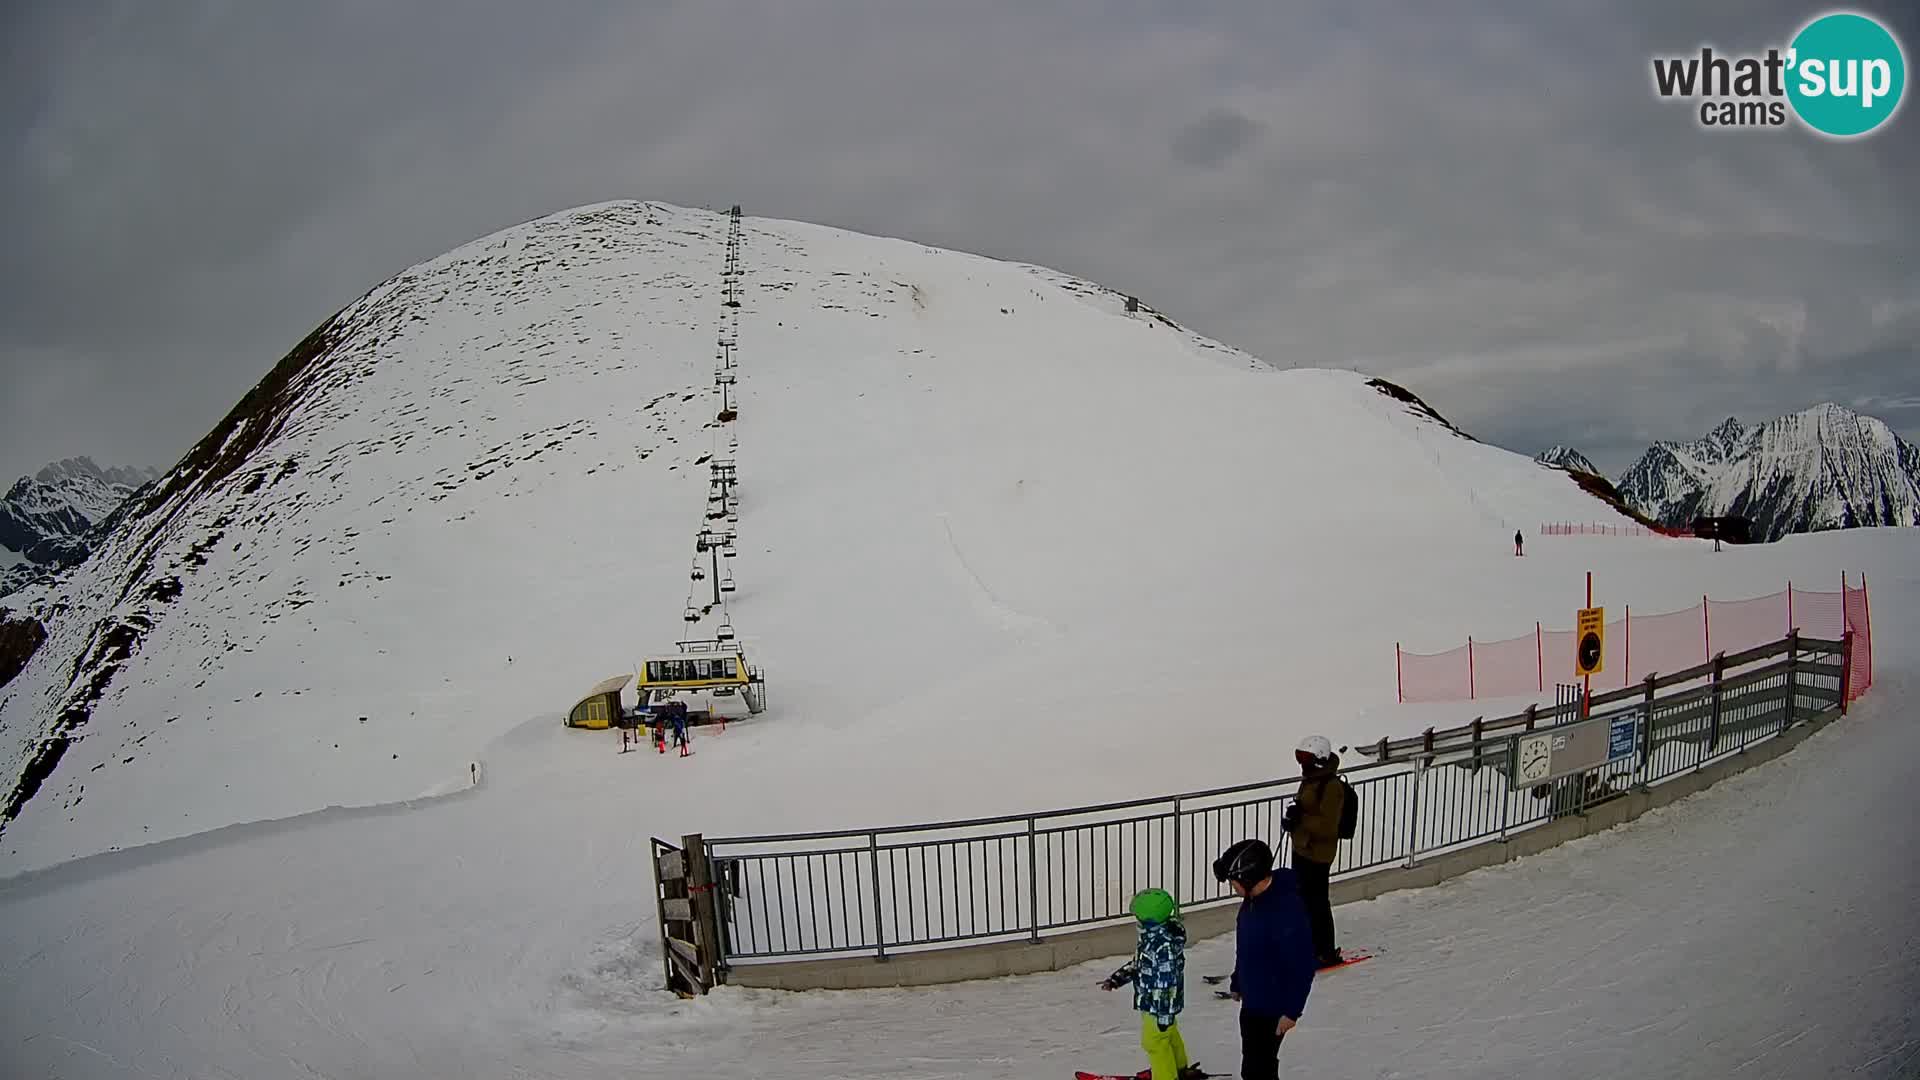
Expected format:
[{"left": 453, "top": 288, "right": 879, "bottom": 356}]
[
  {"left": 1208, "top": 950, "right": 1375, "bottom": 997},
  {"left": 1074, "top": 1066, "right": 1219, "bottom": 1080},
  {"left": 1317, "top": 948, "right": 1374, "bottom": 970}
]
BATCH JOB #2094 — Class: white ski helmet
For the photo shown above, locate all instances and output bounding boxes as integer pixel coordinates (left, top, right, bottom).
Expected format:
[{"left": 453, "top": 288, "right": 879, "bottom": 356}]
[{"left": 1296, "top": 734, "right": 1334, "bottom": 761}]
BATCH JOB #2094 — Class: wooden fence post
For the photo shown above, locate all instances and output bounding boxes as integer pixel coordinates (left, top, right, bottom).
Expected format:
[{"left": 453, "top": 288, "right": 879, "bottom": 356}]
[
  {"left": 683, "top": 832, "right": 723, "bottom": 992},
  {"left": 654, "top": 838, "right": 703, "bottom": 995},
  {"left": 652, "top": 840, "right": 679, "bottom": 991}
]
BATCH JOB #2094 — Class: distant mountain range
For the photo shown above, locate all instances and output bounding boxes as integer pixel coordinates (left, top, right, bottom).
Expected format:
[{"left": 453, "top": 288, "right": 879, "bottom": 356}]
[
  {"left": 1, "top": 458, "right": 160, "bottom": 595},
  {"left": 1537, "top": 404, "right": 1920, "bottom": 542},
  {"left": 1534, "top": 445, "right": 1599, "bottom": 475}
]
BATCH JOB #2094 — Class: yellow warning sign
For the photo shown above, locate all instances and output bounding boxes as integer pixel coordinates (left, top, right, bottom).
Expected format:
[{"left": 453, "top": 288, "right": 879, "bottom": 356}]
[{"left": 1575, "top": 606, "right": 1606, "bottom": 677}]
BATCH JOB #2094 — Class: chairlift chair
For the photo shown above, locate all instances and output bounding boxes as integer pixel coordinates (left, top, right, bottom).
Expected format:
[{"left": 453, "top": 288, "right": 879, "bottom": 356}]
[{"left": 720, "top": 575, "right": 737, "bottom": 594}]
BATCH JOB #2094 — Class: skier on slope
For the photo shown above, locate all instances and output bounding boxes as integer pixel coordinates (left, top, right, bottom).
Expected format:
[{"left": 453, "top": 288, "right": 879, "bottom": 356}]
[
  {"left": 1096, "top": 889, "right": 1202, "bottom": 1080},
  {"left": 1282, "top": 734, "right": 1347, "bottom": 968},
  {"left": 1514, "top": 529, "right": 1524, "bottom": 557},
  {"left": 1214, "top": 838, "right": 1316, "bottom": 1080},
  {"left": 669, "top": 701, "right": 691, "bottom": 755}
]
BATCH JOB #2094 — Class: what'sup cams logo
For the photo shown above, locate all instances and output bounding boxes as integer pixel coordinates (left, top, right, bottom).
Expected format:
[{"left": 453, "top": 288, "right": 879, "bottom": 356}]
[{"left": 1651, "top": 10, "right": 1906, "bottom": 137}]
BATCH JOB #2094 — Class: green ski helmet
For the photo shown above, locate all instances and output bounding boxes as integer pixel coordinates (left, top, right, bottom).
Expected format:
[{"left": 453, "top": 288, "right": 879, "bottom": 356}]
[{"left": 1130, "top": 887, "right": 1178, "bottom": 925}]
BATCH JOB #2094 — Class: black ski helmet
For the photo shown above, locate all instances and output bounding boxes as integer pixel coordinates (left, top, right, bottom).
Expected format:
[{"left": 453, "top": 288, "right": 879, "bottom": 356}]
[{"left": 1213, "top": 838, "right": 1273, "bottom": 886}]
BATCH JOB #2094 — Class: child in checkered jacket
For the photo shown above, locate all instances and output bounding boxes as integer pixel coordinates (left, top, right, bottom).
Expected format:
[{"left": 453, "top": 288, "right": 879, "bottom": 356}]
[{"left": 1098, "top": 888, "right": 1196, "bottom": 1080}]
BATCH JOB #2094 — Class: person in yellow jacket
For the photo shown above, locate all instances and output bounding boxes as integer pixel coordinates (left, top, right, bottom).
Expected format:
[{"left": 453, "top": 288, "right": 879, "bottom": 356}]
[{"left": 1282, "top": 735, "right": 1346, "bottom": 968}]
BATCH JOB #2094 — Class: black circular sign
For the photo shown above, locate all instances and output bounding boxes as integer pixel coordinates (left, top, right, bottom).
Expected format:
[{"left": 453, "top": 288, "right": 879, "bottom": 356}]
[{"left": 1578, "top": 631, "right": 1602, "bottom": 671}]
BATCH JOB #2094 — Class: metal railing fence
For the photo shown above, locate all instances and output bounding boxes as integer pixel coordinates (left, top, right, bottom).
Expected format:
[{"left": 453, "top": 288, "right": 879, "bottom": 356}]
[{"left": 689, "top": 633, "right": 1851, "bottom": 968}]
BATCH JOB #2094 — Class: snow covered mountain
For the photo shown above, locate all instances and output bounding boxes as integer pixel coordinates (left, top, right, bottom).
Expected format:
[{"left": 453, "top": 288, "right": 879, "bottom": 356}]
[
  {"left": 1535, "top": 445, "right": 1599, "bottom": 475},
  {"left": 1, "top": 200, "right": 1913, "bottom": 1080},
  {"left": 0, "top": 458, "right": 159, "bottom": 594},
  {"left": 1616, "top": 406, "right": 1920, "bottom": 541},
  {"left": 0, "top": 200, "right": 1640, "bottom": 873}
]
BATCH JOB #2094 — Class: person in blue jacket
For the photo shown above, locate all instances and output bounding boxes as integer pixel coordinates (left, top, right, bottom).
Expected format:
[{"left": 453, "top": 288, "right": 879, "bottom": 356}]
[{"left": 1214, "top": 838, "right": 1317, "bottom": 1080}]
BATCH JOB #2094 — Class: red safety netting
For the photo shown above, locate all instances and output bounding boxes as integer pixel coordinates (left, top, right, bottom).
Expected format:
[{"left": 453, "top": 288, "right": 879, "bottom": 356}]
[
  {"left": 1845, "top": 580, "right": 1873, "bottom": 699},
  {"left": 1622, "top": 602, "right": 1706, "bottom": 684},
  {"left": 1538, "top": 522, "right": 1679, "bottom": 538},
  {"left": 1707, "top": 592, "right": 1790, "bottom": 658},
  {"left": 1470, "top": 631, "right": 1543, "bottom": 698},
  {"left": 1792, "top": 585, "right": 1847, "bottom": 639},
  {"left": 1601, "top": 617, "right": 1634, "bottom": 691},
  {"left": 1398, "top": 643, "right": 1470, "bottom": 703},
  {"left": 1396, "top": 577, "right": 1876, "bottom": 703},
  {"left": 1538, "top": 626, "right": 1581, "bottom": 689}
]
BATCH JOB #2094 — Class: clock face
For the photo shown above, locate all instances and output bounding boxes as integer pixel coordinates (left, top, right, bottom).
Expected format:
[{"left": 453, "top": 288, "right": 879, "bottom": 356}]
[{"left": 1517, "top": 734, "right": 1552, "bottom": 783}]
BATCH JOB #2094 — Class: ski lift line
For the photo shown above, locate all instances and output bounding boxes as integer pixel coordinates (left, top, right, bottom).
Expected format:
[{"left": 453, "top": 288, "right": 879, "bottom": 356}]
[{"left": 658, "top": 206, "right": 756, "bottom": 664}]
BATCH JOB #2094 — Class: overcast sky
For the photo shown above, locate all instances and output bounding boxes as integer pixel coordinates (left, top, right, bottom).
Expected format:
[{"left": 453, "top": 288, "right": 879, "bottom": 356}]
[{"left": 4, "top": 1, "right": 1917, "bottom": 482}]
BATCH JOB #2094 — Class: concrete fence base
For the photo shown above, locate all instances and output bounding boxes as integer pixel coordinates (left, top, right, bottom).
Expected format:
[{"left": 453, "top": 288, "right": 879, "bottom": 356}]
[{"left": 725, "top": 703, "right": 1846, "bottom": 992}]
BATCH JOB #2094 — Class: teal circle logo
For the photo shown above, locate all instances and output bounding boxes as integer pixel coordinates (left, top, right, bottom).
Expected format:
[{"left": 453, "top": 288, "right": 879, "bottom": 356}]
[{"left": 1786, "top": 11, "right": 1906, "bottom": 137}]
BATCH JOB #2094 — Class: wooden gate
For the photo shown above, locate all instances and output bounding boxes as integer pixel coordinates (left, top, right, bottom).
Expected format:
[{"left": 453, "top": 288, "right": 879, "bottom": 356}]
[{"left": 651, "top": 833, "right": 725, "bottom": 995}]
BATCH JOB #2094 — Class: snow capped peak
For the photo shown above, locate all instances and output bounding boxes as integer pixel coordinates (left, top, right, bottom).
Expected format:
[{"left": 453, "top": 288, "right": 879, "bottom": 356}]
[
  {"left": 1618, "top": 404, "right": 1920, "bottom": 539},
  {"left": 29, "top": 456, "right": 159, "bottom": 490},
  {"left": 1535, "top": 446, "right": 1599, "bottom": 474},
  {"left": 1, "top": 457, "right": 159, "bottom": 582}
]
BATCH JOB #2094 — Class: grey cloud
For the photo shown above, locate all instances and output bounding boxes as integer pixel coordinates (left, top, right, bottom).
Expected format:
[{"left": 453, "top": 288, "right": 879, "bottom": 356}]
[
  {"left": 3, "top": 1, "right": 1917, "bottom": 484},
  {"left": 1170, "top": 107, "right": 1262, "bottom": 168}
]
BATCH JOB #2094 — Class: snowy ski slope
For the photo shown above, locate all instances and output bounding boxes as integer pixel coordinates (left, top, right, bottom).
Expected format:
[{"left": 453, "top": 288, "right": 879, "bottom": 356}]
[
  {"left": 3, "top": 200, "right": 1645, "bottom": 874},
  {"left": 0, "top": 201, "right": 1912, "bottom": 1078},
  {"left": 0, "top": 533, "right": 1909, "bottom": 1079}
]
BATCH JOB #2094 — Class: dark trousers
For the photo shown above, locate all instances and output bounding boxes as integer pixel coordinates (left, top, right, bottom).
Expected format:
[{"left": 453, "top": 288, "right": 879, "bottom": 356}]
[
  {"left": 1237, "top": 1008, "right": 1286, "bottom": 1080},
  {"left": 1292, "top": 853, "right": 1335, "bottom": 959}
]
